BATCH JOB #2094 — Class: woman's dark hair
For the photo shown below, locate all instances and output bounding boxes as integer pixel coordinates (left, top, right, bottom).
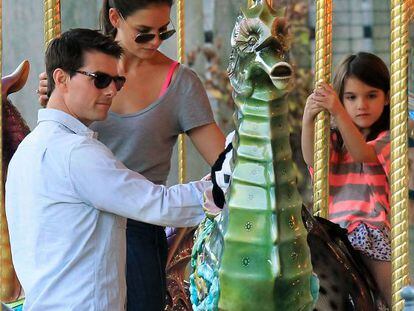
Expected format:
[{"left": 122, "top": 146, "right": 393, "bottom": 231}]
[
  {"left": 331, "top": 52, "right": 390, "bottom": 151},
  {"left": 100, "top": 0, "right": 174, "bottom": 38}
]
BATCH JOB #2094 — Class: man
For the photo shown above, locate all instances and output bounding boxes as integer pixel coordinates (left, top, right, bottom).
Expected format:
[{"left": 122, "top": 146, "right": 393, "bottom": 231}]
[{"left": 5, "top": 28, "right": 210, "bottom": 310}]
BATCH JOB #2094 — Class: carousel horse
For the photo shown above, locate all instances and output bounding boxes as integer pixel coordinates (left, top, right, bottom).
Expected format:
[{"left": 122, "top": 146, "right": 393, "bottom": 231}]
[
  {"left": 165, "top": 226, "right": 197, "bottom": 310},
  {"left": 1, "top": 60, "right": 31, "bottom": 305},
  {"left": 186, "top": 1, "right": 385, "bottom": 310}
]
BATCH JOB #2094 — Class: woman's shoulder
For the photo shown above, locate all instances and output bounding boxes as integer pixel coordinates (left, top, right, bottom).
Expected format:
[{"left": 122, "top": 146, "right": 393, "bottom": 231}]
[
  {"left": 175, "top": 64, "right": 201, "bottom": 82},
  {"left": 175, "top": 67, "right": 207, "bottom": 97},
  {"left": 156, "top": 52, "right": 201, "bottom": 83}
]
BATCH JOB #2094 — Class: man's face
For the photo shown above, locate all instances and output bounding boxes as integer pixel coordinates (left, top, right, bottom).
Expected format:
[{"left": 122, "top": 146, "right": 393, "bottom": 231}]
[{"left": 64, "top": 51, "right": 121, "bottom": 125}]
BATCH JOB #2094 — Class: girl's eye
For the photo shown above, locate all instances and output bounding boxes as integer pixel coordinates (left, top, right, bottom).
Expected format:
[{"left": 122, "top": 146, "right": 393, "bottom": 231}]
[
  {"left": 159, "top": 27, "right": 167, "bottom": 32},
  {"left": 345, "top": 95, "right": 356, "bottom": 101},
  {"left": 368, "top": 93, "right": 378, "bottom": 99}
]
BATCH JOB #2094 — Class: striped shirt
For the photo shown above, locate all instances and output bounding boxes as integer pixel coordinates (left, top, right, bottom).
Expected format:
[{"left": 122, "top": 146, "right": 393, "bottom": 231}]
[{"left": 311, "top": 131, "right": 390, "bottom": 233}]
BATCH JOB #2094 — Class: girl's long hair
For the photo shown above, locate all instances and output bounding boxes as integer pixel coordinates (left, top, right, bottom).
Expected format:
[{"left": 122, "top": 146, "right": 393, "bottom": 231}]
[
  {"left": 100, "top": 0, "right": 174, "bottom": 39},
  {"left": 331, "top": 52, "right": 390, "bottom": 152}
]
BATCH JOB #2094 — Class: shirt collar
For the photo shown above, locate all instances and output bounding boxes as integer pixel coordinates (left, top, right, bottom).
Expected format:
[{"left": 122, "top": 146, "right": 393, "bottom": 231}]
[{"left": 37, "top": 108, "right": 97, "bottom": 138}]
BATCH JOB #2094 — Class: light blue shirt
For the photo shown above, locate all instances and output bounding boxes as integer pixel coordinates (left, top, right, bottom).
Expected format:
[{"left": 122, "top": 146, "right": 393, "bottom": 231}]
[{"left": 5, "top": 109, "right": 210, "bottom": 311}]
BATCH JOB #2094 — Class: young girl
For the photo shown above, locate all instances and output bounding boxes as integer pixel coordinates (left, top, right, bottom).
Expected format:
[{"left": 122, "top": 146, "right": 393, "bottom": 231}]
[
  {"left": 38, "top": 1, "right": 225, "bottom": 310},
  {"left": 301, "top": 52, "right": 391, "bottom": 306}
]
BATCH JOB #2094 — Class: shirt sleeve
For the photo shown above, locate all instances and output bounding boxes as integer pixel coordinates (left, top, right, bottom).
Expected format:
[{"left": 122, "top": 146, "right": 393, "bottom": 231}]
[
  {"left": 367, "top": 131, "right": 390, "bottom": 177},
  {"left": 177, "top": 67, "right": 215, "bottom": 132},
  {"left": 68, "top": 139, "right": 211, "bottom": 227}
]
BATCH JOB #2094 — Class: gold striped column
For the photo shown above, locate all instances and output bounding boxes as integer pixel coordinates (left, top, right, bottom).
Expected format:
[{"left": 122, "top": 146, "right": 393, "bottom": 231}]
[
  {"left": 177, "top": 0, "right": 186, "bottom": 183},
  {"left": 44, "top": 0, "right": 61, "bottom": 47},
  {"left": 0, "top": 0, "right": 13, "bottom": 302},
  {"left": 390, "top": 0, "right": 410, "bottom": 309},
  {"left": 312, "top": 0, "right": 332, "bottom": 218}
]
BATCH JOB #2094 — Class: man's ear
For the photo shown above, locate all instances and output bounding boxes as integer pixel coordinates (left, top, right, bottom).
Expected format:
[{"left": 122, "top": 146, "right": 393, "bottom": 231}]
[
  {"left": 108, "top": 8, "right": 121, "bottom": 28},
  {"left": 53, "top": 68, "right": 69, "bottom": 93}
]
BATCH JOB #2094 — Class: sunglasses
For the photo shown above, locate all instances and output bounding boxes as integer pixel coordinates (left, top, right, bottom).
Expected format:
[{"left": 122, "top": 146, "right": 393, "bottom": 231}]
[
  {"left": 134, "top": 28, "right": 176, "bottom": 44},
  {"left": 75, "top": 70, "right": 126, "bottom": 91},
  {"left": 118, "top": 10, "right": 176, "bottom": 44}
]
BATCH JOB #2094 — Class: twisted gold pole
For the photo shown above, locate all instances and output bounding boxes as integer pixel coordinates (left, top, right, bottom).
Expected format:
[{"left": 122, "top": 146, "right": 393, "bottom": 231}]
[
  {"left": 0, "top": 0, "right": 21, "bottom": 302},
  {"left": 44, "top": 0, "right": 61, "bottom": 47},
  {"left": 408, "top": 0, "right": 414, "bottom": 20},
  {"left": 312, "top": 0, "right": 332, "bottom": 218},
  {"left": 323, "top": 0, "right": 332, "bottom": 84},
  {"left": 0, "top": 0, "right": 13, "bottom": 302},
  {"left": 165, "top": 0, "right": 188, "bottom": 269},
  {"left": 177, "top": 0, "right": 186, "bottom": 183},
  {"left": 390, "top": 1, "right": 410, "bottom": 309}
]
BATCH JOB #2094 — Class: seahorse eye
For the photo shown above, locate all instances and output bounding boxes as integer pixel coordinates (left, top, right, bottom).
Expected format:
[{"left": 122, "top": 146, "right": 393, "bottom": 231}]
[{"left": 248, "top": 36, "right": 258, "bottom": 46}]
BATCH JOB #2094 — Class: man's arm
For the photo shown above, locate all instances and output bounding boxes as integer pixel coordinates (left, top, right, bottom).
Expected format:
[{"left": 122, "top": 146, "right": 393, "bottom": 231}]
[{"left": 68, "top": 140, "right": 210, "bottom": 227}]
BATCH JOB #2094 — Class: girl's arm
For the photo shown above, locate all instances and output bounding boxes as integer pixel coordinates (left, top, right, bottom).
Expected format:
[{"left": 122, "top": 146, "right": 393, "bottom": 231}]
[
  {"left": 188, "top": 123, "right": 225, "bottom": 165},
  {"left": 314, "top": 82, "right": 379, "bottom": 163},
  {"left": 301, "top": 92, "right": 325, "bottom": 166}
]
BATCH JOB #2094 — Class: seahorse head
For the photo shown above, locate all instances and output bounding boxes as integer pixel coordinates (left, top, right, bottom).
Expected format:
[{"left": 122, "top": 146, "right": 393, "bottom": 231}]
[{"left": 227, "top": 0, "right": 293, "bottom": 99}]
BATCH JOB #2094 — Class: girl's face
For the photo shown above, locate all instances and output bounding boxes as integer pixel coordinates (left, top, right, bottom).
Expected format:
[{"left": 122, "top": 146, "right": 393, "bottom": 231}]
[
  {"left": 342, "top": 76, "right": 387, "bottom": 133},
  {"left": 113, "top": 4, "right": 172, "bottom": 59}
]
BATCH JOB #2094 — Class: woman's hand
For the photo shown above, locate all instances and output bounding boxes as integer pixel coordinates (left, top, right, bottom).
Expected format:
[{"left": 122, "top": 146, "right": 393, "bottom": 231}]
[
  {"left": 37, "top": 71, "right": 49, "bottom": 106},
  {"left": 201, "top": 173, "right": 211, "bottom": 181},
  {"left": 203, "top": 186, "right": 222, "bottom": 218}
]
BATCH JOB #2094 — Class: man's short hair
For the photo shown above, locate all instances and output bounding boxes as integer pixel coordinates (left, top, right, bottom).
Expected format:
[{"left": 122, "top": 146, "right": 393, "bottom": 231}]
[{"left": 45, "top": 28, "right": 123, "bottom": 97}]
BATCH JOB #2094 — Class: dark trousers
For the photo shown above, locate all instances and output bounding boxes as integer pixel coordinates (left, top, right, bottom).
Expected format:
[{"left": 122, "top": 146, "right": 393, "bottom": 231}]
[{"left": 126, "top": 220, "right": 168, "bottom": 311}]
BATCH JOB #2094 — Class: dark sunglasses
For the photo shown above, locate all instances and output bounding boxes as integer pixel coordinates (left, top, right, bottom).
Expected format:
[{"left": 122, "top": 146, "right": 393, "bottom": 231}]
[
  {"left": 75, "top": 70, "right": 126, "bottom": 91},
  {"left": 134, "top": 28, "right": 176, "bottom": 44},
  {"left": 118, "top": 10, "right": 176, "bottom": 44}
]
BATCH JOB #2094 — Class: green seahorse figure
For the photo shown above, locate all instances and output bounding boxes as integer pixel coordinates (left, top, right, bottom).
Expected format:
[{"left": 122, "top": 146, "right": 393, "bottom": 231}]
[{"left": 190, "top": 1, "right": 316, "bottom": 310}]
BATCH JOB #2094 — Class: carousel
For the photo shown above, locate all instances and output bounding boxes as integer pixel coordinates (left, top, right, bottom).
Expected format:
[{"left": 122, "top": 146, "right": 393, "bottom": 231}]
[{"left": 1, "top": 0, "right": 414, "bottom": 310}]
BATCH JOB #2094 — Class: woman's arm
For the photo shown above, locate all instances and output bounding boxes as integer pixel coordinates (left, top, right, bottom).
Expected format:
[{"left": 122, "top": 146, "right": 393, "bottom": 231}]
[{"left": 188, "top": 123, "right": 225, "bottom": 165}]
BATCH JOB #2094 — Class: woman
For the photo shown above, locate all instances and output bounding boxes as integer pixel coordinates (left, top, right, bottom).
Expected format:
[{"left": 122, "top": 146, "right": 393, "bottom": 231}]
[{"left": 38, "top": 1, "right": 225, "bottom": 310}]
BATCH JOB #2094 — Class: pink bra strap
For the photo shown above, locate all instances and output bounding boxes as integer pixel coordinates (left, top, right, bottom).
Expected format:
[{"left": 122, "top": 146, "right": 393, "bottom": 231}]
[{"left": 159, "top": 61, "right": 179, "bottom": 98}]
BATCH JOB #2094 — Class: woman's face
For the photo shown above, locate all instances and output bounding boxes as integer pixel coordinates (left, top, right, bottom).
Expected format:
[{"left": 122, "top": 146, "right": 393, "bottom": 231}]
[{"left": 114, "top": 4, "right": 172, "bottom": 59}]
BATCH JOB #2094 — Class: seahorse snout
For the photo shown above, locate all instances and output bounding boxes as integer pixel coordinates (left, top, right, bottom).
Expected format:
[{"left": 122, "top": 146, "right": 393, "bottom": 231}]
[
  {"left": 270, "top": 62, "right": 292, "bottom": 79},
  {"left": 270, "top": 62, "right": 293, "bottom": 89}
]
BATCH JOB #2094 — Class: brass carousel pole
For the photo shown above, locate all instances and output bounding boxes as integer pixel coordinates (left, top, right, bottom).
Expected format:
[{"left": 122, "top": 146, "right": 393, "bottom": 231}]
[
  {"left": 312, "top": 0, "right": 332, "bottom": 218},
  {"left": 165, "top": 0, "right": 187, "bottom": 269},
  {"left": 44, "top": 0, "right": 61, "bottom": 47},
  {"left": 177, "top": 0, "right": 186, "bottom": 184},
  {"left": 0, "top": 0, "right": 13, "bottom": 302},
  {"left": 390, "top": 0, "right": 410, "bottom": 309}
]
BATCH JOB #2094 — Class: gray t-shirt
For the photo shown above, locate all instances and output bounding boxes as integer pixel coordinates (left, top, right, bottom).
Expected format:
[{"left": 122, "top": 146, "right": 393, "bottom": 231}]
[{"left": 90, "top": 65, "right": 214, "bottom": 185}]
